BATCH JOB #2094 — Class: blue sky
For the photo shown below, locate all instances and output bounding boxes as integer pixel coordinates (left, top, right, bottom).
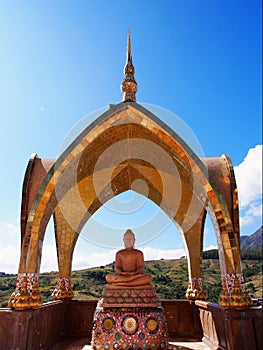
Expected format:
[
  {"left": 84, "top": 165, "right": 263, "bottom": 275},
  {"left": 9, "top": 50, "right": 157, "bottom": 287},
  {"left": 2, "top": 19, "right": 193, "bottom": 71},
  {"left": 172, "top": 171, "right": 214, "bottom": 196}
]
[{"left": 0, "top": 1, "right": 262, "bottom": 273}]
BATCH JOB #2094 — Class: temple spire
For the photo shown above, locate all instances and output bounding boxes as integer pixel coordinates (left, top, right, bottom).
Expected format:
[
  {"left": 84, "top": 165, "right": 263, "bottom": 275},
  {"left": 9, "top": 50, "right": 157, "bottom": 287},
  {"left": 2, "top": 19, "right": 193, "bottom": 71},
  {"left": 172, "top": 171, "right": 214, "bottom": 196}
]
[
  {"left": 121, "top": 30, "right": 138, "bottom": 102},
  {"left": 127, "top": 29, "right": 131, "bottom": 56}
]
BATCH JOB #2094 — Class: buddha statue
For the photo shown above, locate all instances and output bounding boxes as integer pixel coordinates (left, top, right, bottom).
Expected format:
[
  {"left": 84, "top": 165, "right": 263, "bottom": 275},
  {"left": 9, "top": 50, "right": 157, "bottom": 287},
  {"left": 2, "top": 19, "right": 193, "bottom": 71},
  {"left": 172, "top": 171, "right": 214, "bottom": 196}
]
[
  {"left": 106, "top": 229, "right": 153, "bottom": 288},
  {"left": 92, "top": 229, "right": 167, "bottom": 348},
  {"left": 101, "top": 229, "right": 160, "bottom": 308}
]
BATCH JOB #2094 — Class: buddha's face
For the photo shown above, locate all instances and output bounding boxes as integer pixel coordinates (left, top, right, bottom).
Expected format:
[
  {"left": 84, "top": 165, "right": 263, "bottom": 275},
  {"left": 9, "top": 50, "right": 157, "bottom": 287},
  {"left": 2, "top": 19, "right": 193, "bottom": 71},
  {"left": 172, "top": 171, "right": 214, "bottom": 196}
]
[{"left": 123, "top": 232, "right": 135, "bottom": 248}]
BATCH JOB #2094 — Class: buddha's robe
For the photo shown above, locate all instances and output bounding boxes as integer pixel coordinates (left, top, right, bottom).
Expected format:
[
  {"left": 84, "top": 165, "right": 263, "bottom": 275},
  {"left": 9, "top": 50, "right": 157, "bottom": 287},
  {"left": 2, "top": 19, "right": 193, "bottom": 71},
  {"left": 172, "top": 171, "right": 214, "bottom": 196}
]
[{"left": 106, "top": 247, "right": 153, "bottom": 287}]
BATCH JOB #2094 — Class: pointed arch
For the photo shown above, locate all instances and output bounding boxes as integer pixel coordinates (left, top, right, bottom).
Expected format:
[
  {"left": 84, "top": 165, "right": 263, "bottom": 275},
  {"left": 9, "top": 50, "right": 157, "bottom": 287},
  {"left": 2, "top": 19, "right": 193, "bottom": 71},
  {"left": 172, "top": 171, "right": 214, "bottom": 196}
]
[{"left": 12, "top": 101, "right": 249, "bottom": 309}]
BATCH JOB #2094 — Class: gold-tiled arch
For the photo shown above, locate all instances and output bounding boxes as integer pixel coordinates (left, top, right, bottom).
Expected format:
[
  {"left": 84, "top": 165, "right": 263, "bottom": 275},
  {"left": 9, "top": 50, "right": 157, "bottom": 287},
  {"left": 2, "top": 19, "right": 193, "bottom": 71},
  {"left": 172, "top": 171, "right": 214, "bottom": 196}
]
[{"left": 9, "top": 102, "right": 252, "bottom": 310}]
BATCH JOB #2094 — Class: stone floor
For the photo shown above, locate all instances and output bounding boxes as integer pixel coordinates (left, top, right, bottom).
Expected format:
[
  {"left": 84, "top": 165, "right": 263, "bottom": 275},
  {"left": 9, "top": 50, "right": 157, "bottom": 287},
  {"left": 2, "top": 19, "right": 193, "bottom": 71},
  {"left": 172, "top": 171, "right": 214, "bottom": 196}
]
[{"left": 50, "top": 338, "right": 211, "bottom": 350}]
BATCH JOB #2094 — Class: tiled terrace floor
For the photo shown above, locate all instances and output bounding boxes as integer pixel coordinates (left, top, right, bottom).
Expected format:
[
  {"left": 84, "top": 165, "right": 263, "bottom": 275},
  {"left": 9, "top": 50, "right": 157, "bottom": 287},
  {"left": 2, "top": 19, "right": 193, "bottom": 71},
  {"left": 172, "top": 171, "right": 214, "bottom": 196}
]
[{"left": 51, "top": 338, "right": 211, "bottom": 350}]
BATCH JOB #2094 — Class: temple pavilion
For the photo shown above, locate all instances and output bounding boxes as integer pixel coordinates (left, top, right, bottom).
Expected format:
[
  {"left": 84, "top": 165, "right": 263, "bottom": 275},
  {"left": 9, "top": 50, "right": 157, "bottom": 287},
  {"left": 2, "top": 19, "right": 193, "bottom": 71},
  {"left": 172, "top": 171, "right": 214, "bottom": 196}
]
[{"left": 0, "top": 32, "right": 261, "bottom": 350}]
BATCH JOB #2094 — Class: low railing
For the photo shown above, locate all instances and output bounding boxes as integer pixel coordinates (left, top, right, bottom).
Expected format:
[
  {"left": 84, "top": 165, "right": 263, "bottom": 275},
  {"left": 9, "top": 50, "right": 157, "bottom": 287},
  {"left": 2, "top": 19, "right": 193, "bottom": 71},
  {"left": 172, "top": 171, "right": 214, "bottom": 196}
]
[
  {"left": 196, "top": 300, "right": 263, "bottom": 350},
  {"left": 0, "top": 299, "right": 202, "bottom": 349},
  {"left": 0, "top": 299, "right": 262, "bottom": 350},
  {"left": 0, "top": 301, "right": 66, "bottom": 350}
]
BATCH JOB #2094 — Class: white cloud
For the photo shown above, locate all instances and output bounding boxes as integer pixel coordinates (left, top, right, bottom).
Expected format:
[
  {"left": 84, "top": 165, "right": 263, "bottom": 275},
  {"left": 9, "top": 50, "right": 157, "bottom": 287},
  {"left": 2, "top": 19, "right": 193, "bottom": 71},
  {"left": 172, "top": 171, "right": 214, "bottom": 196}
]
[
  {"left": 0, "top": 223, "right": 20, "bottom": 273},
  {"left": 240, "top": 201, "right": 263, "bottom": 227},
  {"left": 204, "top": 244, "right": 218, "bottom": 251},
  {"left": 234, "top": 145, "right": 262, "bottom": 230},
  {"left": 246, "top": 202, "right": 263, "bottom": 217},
  {"left": 142, "top": 247, "right": 186, "bottom": 260},
  {"left": 240, "top": 215, "right": 254, "bottom": 227},
  {"left": 70, "top": 247, "right": 187, "bottom": 272},
  {"left": 0, "top": 242, "right": 20, "bottom": 274},
  {"left": 234, "top": 144, "right": 262, "bottom": 208},
  {"left": 0, "top": 240, "right": 187, "bottom": 274},
  {"left": 72, "top": 249, "right": 117, "bottom": 271},
  {"left": 0, "top": 222, "right": 19, "bottom": 237},
  {"left": 40, "top": 244, "right": 58, "bottom": 273}
]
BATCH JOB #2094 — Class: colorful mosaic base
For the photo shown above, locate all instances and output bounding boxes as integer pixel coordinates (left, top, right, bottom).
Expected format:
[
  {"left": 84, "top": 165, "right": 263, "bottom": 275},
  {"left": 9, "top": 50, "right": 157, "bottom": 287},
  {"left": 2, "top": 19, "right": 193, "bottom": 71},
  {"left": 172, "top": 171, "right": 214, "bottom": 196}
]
[
  {"left": 57, "top": 277, "right": 71, "bottom": 291},
  {"left": 91, "top": 306, "right": 168, "bottom": 349},
  {"left": 15, "top": 272, "right": 38, "bottom": 296},
  {"left": 190, "top": 277, "right": 203, "bottom": 291},
  {"left": 222, "top": 273, "right": 245, "bottom": 295}
]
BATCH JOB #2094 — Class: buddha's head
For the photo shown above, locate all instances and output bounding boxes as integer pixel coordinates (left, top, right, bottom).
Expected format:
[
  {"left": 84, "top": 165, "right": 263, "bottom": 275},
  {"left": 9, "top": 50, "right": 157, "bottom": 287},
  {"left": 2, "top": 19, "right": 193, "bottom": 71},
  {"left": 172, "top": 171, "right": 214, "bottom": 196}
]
[{"left": 123, "top": 229, "right": 135, "bottom": 248}]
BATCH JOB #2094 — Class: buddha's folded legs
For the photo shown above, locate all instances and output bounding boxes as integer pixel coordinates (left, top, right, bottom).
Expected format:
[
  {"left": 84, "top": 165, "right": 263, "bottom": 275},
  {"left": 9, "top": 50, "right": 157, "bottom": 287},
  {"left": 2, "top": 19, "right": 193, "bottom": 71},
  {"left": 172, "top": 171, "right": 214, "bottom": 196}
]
[{"left": 106, "top": 273, "right": 153, "bottom": 286}]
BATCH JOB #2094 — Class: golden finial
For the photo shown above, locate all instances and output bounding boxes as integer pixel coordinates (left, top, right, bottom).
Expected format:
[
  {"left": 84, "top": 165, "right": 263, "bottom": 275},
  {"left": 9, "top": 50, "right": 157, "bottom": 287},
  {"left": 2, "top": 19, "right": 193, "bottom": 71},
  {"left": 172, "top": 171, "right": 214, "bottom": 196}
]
[
  {"left": 121, "top": 30, "right": 138, "bottom": 102},
  {"left": 127, "top": 29, "right": 131, "bottom": 55}
]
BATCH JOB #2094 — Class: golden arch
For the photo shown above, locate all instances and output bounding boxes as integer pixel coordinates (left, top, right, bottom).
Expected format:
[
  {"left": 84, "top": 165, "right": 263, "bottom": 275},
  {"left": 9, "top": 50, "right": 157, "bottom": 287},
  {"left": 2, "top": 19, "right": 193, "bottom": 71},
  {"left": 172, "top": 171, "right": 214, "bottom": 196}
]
[{"left": 9, "top": 102, "right": 252, "bottom": 309}]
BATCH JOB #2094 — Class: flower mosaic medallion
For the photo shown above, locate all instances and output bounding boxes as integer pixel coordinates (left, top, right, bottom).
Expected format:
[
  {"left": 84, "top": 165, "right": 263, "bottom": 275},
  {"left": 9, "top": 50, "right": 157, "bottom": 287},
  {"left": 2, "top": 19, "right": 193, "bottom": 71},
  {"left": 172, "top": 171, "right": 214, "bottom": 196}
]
[{"left": 91, "top": 306, "right": 168, "bottom": 349}]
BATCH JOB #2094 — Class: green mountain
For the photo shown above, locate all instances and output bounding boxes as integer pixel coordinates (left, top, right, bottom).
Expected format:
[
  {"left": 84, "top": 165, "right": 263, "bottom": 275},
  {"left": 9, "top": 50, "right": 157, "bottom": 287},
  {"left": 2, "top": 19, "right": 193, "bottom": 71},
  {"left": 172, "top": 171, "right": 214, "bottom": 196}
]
[
  {"left": 241, "top": 226, "right": 262, "bottom": 250},
  {"left": 203, "top": 226, "right": 263, "bottom": 259},
  {"left": 1, "top": 227, "right": 262, "bottom": 308},
  {"left": 0, "top": 257, "right": 262, "bottom": 308}
]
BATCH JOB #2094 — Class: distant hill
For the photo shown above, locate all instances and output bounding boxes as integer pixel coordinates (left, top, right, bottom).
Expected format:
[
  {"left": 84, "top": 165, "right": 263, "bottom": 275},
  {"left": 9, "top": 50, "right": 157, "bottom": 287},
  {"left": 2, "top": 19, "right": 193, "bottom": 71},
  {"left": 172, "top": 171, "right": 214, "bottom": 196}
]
[
  {"left": 0, "top": 227, "right": 262, "bottom": 308},
  {"left": 0, "top": 257, "right": 262, "bottom": 307},
  {"left": 203, "top": 226, "right": 263, "bottom": 260},
  {"left": 241, "top": 226, "right": 262, "bottom": 250}
]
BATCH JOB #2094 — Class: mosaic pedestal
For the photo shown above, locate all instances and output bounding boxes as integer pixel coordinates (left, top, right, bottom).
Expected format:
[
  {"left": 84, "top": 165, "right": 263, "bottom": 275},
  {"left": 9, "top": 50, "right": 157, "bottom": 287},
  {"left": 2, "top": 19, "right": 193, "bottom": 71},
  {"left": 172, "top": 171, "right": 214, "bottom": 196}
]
[{"left": 91, "top": 303, "right": 168, "bottom": 349}]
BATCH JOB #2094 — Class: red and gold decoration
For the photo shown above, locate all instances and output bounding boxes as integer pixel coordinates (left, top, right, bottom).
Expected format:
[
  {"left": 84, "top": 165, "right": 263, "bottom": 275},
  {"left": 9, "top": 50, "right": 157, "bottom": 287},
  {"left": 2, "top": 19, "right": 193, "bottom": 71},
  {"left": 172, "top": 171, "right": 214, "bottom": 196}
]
[
  {"left": 8, "top": 273, "right": 42, "bottom": 310},
  {"left": 185, "top": 277, "right": 208, "bottom": 301},
  {"left": 91, "top": 306, "right": 168, "bottom": 349},
  {"left": 218, "top": 273, "right": 253, "bottom": 309},
  {"left": 51, "top": 277, "right": 74, "bottom": 300}
]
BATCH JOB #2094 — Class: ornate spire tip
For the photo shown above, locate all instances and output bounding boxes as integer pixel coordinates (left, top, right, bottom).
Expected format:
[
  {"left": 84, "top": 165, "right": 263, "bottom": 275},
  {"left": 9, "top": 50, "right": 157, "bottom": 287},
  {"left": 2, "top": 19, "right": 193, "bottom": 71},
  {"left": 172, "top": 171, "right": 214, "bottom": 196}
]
[{"left": 120, "top": 30, "right": 138, "bottom": 102}]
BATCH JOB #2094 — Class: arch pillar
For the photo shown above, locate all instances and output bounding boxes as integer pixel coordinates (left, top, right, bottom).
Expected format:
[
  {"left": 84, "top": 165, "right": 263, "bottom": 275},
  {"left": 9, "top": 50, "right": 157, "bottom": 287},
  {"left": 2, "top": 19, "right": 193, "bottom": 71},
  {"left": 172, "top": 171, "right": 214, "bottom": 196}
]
[
  {"left": 209, "top": 207, "right": 253, "bottom": 309},
  {"left": 8, "top": 221, "right": 44, "bottom": 309},
  {"left": 183, "top": 211, "right": 208, "bottom": 301},
  {"left": 51, "top": 206, "right": 77, "bottom": 300}
]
